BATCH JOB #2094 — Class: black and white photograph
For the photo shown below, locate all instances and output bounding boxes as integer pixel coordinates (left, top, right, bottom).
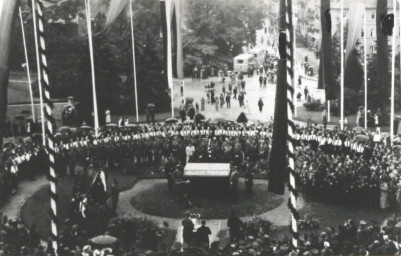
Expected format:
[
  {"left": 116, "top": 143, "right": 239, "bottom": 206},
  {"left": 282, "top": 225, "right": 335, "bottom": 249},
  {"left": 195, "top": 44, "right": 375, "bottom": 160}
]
[{"left": 1, "top": 0, "right": 401, "bottom": 255}]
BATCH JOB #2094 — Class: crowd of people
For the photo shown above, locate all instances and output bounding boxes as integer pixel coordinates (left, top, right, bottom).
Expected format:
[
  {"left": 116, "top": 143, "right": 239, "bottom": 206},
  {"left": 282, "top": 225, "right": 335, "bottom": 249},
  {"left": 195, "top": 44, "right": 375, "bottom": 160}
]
[{"left": 2, "top": 117, "right": 401, "bottom": 255}]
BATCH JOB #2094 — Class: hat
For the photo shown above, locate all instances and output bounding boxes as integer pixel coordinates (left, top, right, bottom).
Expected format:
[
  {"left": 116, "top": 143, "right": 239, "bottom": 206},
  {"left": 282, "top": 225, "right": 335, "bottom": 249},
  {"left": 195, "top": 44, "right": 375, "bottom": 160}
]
[
  {"left": 324, "top": 241, "right": 330, "bottom": 248},
  {"left": 360, "top": 220, "right": 367, "bottom": 225},
  {"left": 83, "top": 245, "right": 91, "bottom": 253}
]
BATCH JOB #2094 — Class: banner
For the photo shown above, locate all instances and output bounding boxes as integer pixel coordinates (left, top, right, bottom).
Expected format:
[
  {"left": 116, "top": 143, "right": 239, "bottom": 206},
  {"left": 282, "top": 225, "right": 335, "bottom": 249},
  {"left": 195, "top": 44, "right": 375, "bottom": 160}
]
[
  {"left": 345, "top": 1, "right": 365, "bottom": 65},
  {"left": 104, "top": 0, "right": 128, "bottom": 29}
]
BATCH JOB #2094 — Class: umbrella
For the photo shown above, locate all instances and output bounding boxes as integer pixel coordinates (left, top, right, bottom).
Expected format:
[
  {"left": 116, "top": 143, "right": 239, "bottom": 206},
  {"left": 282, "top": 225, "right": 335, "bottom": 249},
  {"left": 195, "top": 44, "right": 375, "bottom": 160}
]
[
  {"left": 59, "top": 126, "right": 71, "bottom": 133},
  {"left": 14, "top": 115, "right": 25, "bottom": 120},
  {"left": 352, "top": 127, "right": 364, "bottom": 132},
  {"left": 20, "top": 110, "right": 31, "bottom": 115},
  {"left": 31, "top": 133, "right": 42, "bottom": 140},
  {"left": 89, "top": 235, "right": 117, "bottom": 245},
  {"left": 183, "top": 119, "right": 194, "bottom": 124},
  {"left": 165, "top": 117, "right": 178, "bottom": 124},
  {"left": 354, "top": 134, "right": 369, "bottom": 142},
  {"left": 147, "top": 103, "right": 156, "bottom": 108},
  {"left": 125, "top": 124, "right": 136, "bottom": 127},
  {"left": 106, "top": 123, "right": 118, "bottom": 127},
  {"left": 80, "top": 124, "right": 92, "bottom": 129}
]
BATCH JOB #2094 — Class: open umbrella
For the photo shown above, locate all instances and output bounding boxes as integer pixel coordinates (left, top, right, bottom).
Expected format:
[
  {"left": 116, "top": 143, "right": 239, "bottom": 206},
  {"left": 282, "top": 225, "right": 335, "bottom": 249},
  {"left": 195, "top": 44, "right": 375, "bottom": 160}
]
[
  {"left": 31, "top": 133, "right": 42, "bottom": 140},
  {"left": 147, "top": 103, "right": 156, "bottom": 108},
  {"left": 89, "top": 234, "right": 117, "bottom": 246},
  {"left": 80, "top": 124, "right": 92, "bottom": 129},
  {"left": 106, "top": 123, "right": 118, "bottom": 127},
  {"left": 20, "top": 110, "right": 31, "bottom": 116},
  {"left": 14, "top": 115, "right": 25, "bottom": 120},
  {"left": 165, "top": 117, "right": 178, "bottom": 124},
  {"left": 59, "top": 126, "right": 71, "bottom": 133},
  {"left": 354, "top": 134, "right": 369, "bottom": 142},
  {"left": 352, "top": 127, "right": 364, "bottom": 132}
]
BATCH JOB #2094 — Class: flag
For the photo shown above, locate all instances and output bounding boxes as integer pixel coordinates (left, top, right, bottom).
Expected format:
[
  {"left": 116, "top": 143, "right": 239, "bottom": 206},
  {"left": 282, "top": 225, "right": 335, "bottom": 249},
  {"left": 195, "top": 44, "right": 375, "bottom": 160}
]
[
  {"left": 104, "top": 0, "right": 128, "bottom": 29},
  {"left": 39, "top": 0, "right": 70, "bottom": 8},
  {"left": 345, "top": 1, "right": 365, "bottom": 65},
  {"left": 268, "top": 0, "right": 288, "bottom": 195},
  {"left": 318, "top": 0, "right": 336, "bottom": 100}
]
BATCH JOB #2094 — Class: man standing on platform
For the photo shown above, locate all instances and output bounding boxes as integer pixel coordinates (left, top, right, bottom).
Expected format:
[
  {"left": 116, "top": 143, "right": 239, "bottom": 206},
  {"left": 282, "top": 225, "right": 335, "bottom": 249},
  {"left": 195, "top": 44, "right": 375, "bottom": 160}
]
[
  {"left": 182, "top": 211, "right": 194, "bottom": 247},
  {"left": 196, "top": 220, "right": 212, "bottom": 249},
  {"left": 322, "top": 109, "right": 328, "bottom": 130}
]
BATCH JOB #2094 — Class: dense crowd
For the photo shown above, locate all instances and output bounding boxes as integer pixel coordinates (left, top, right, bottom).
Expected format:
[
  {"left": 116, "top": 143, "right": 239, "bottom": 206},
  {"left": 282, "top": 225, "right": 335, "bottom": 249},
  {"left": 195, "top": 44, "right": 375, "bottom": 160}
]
[
  {"left": 2, "top": 119, "right": 401, "bottom": 255},
  {"left": 293, "top": 125, "right": 401, "bottom": 208}
]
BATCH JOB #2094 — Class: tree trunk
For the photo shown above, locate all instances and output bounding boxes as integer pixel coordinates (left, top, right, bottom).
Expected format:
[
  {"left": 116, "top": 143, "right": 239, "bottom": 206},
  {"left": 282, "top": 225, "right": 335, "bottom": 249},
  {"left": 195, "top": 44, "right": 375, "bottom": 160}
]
[
  {"left": 268, "top": 0, "right": 287, "bottom": 195},
  {"left": 0, "top": 0, "right": 20, "bottom": 167},
  {"left": 376, "top": 0, "right": 389, "bottom": 108}
]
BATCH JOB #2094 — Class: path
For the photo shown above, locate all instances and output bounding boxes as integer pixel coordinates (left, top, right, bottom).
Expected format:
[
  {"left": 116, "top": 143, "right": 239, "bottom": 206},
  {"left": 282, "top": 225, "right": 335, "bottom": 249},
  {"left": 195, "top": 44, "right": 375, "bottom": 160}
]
[
  {"left": 117, "top": 179, "right": 304, "bottom": 246},
  {"left": 0, "top": 175, "right": 48, "bottom": 219}
]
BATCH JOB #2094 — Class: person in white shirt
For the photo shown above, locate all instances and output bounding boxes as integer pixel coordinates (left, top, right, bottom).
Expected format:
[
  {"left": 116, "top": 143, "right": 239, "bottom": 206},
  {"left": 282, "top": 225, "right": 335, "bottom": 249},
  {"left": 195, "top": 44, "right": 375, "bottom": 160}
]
[{"left": 185, "top": 142, "right": 195, "bottom": 163}]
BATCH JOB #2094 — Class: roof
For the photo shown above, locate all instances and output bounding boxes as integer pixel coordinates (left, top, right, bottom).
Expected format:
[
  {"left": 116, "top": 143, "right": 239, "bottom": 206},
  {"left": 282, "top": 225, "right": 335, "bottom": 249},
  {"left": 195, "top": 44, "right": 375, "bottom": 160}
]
[{"left": 234, "top": 53, "right": 255, "bottom": 60}]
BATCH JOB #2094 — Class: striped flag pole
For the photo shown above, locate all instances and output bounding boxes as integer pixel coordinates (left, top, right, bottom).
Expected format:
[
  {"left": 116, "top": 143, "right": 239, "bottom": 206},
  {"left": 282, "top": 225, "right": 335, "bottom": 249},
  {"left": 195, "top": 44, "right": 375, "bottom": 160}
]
[
  {"left": 286, "top": 0, "right": 299, "bottom": 249},
  {"left": 35, "top": 0, "right": 58, "bottom": 254},
  {"left": 32, "top": 0, "right": 46, "bottom": 145},
  {"left": 165, "top": 0, "right": 174, "bottom": 118},
  {"left": 19, "top": 7, "right": 36, "bottom": 122}
]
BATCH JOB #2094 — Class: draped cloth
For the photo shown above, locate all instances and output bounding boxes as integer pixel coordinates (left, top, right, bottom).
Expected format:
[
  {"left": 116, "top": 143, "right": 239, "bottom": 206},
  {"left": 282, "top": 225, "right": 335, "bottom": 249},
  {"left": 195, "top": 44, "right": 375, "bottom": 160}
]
[
  {"left": 345, "top": 1, "right": 365, "bottom": 66},
  {"left": 104, "top": 0, "right": 128, "bottom": 30}
]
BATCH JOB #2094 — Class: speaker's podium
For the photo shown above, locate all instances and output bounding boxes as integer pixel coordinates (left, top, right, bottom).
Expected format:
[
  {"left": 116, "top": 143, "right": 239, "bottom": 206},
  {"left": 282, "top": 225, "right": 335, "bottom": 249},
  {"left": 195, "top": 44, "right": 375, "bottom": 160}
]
[{"left": 184, "top": 163, "right": 232, "bottom": 195}]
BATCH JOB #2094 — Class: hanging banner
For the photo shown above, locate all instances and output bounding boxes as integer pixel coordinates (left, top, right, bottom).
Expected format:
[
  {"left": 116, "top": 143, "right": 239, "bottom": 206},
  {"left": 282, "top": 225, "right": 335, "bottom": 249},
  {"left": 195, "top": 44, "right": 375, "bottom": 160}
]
[{"left": 345, "top": 1, "right": 365, "bottom": 65}]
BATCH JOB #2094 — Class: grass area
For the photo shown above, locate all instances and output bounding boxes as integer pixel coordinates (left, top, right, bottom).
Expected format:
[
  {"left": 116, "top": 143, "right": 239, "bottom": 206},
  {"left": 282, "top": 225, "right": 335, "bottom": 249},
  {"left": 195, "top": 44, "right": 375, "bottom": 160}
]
[
  {"left": 20, "top": 169, "right": 137, "bottom": 239},
  {"left": 130, "top": 180, "right": 283, "bottom": 219}
]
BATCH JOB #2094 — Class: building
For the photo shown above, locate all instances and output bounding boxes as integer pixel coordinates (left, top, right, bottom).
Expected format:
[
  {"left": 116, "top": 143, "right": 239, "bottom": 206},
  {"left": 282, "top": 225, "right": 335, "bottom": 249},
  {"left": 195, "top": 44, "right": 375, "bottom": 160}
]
[{"left": 296, "top": 0, "right": 401, "bottom": 59}]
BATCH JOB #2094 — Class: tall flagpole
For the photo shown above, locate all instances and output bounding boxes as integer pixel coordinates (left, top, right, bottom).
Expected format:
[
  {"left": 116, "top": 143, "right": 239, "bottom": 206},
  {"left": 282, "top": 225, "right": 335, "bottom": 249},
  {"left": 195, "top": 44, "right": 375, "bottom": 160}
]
[
  {"left": 19, "top": 7, "right": 35, "bottom": 122},
  {"left": 129, "top": 0, "right": 139, "bottom": 123},
  {"left": 390, "top": 0, "right": 396, "bottom": 143},
  {"left": 340, "top": 0, "right": 344, "bottom": 130},
  {"left": 85, "top": 0, "right": 99, "bottom": 136},
  {"left": 165, "top": 0, "right": 174, "bottom": 118},
  {"left": 35, "top": 1, "right": 58, "bottom": 253},
  {"left": 293, "top": 7, "right": 297, "bottom": 118},
  {"left": 364, "top": 8, "right": 367, "bottom": 130},
  {"left": 286, "top": 0, "right": 298, "bottom": 249},
  {"left": 32, "top": 0, "right": 45, "bottom": 144}
]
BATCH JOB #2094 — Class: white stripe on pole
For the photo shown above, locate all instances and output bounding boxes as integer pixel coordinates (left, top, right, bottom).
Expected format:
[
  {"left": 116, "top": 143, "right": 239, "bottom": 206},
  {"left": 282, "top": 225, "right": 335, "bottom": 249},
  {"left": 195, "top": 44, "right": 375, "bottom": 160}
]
[
  {"left": 85, "top": 0, "right": 99, "bottom": 137},
  {"left": 340, "top": 0, "right": 344, "bottom": 130},
  {"left": 165, "top": 0, "right": 174, "bottom": 118},
  {"left": 129, "top": 0, "right": 139, "bottom": 123},
  {"left": 364, "top": 9, "right": 367, "bottom": 130},
  {"left": 19, "top": 7, "right": 35, "bottom": 122},
  {"left": 391, "top": 0, "right": 396, "bottom": 143},
  {"left": 32, "top": 0, "right": 45, "bottom": 144}
]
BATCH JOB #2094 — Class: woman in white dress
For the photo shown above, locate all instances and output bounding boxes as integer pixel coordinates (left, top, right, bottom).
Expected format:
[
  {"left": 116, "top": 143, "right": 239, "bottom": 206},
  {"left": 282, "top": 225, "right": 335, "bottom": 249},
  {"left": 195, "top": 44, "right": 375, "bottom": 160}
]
[{"left": 380, "top": 180, "right": 390, "bottom": 209}]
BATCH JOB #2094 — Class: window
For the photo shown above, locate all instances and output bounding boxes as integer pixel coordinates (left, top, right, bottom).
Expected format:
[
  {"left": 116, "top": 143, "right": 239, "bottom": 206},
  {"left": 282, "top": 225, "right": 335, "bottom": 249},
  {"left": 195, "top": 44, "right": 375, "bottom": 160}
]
[
  {"left": 370, "top": 45, "right": 374, "bottom": 53},
  {"left": 361, "top": 28, "right": 364, "bottom": 37},
  {"left": 372, "top": 11, "right": 375, "bottom": 19},
  {"left": 370, "top": 28, "right": 374, "bottom": 37},
  {"left": 343, "top": 12, "right": 347, "bottom": 18},
  {"left": 237, "top": 60, "right": 244, "bottom": 64}
]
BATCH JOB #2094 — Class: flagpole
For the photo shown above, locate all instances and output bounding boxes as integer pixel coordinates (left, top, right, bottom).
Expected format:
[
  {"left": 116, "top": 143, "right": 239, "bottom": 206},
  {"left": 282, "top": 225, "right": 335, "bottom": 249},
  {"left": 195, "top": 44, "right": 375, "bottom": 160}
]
[
  {"left": 85, "top": 0, "right": 99, "bottom": 137},
  {"left": 293, "top": 8, "right": 297, "bottom": 118},
  {"left": 340, "top": 0, "right": 344, "bottom": 130},
  {"left": 129, "top": 0, "right": 139, "bottom": 123},
  {"left": 165, "top": 0, "right": 174, "bottom": 118},
  {"left": 390, "top": 0, "right": 396, "bottom": 143},
  {"left": 32, "top": 0, "right": 45, "bottom": 144},
  {"left": 363, "top": 8, "right": 367, "bottom": 130},
  {"left": 19, "top": 7, "right": 35, "bottom": 122}
]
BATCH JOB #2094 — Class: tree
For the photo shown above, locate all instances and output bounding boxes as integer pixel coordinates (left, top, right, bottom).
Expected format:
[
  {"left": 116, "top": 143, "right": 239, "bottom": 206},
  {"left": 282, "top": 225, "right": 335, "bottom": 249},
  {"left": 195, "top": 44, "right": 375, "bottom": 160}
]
[{"left": 183, "top": 0, "right": 267, "bottom": 72}]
